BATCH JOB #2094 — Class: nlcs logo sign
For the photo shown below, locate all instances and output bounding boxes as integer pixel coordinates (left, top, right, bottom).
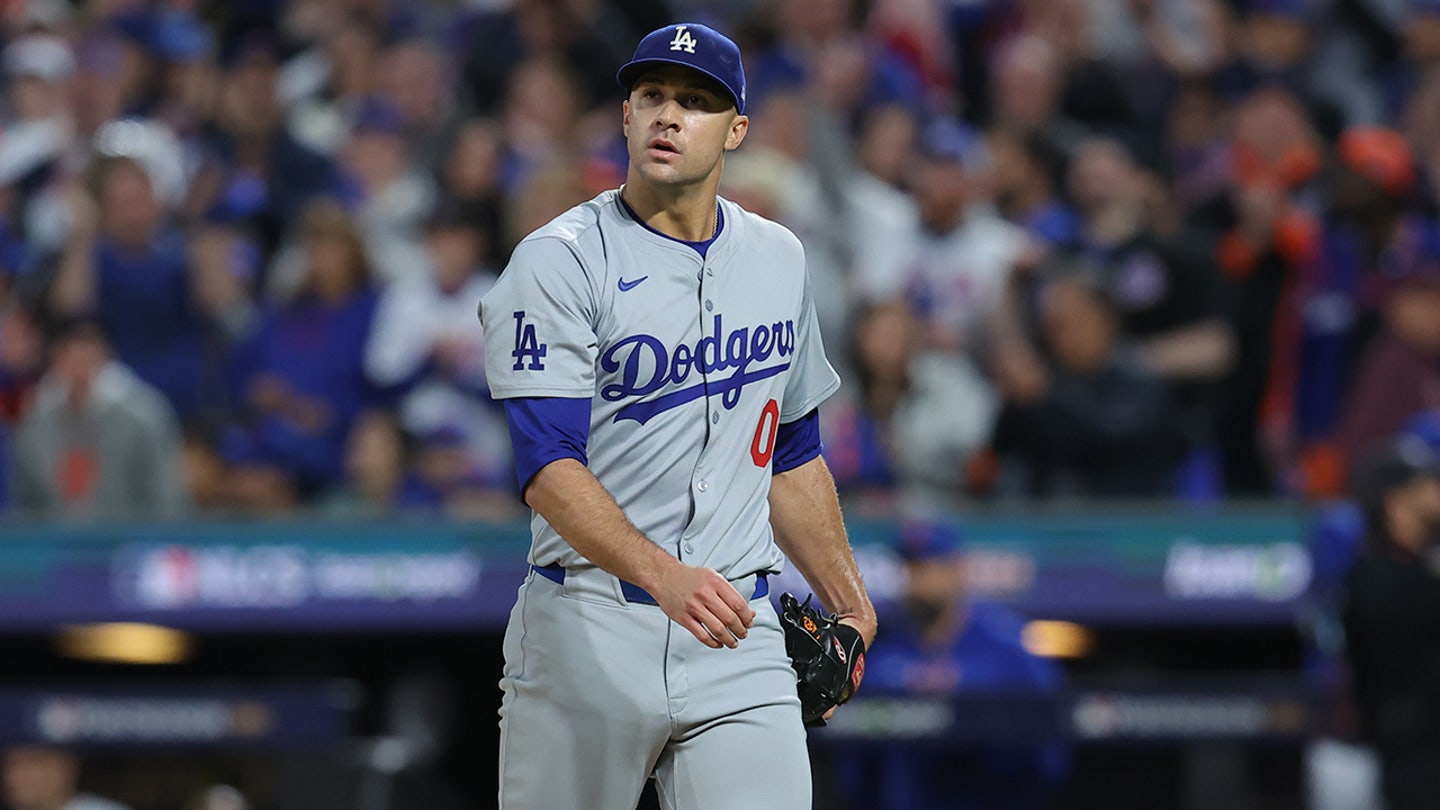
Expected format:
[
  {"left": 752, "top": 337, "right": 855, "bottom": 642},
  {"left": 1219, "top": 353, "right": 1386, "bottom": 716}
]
[{"left": 669, "top": 25, "right": 697, "bottom": 53}]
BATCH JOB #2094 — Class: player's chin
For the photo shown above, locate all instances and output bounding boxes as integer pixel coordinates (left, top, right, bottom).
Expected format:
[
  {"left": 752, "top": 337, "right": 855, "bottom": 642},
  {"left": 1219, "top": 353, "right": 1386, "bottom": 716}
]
[{"left": 634, "top": 163, "right": 692, "bottom": 186}]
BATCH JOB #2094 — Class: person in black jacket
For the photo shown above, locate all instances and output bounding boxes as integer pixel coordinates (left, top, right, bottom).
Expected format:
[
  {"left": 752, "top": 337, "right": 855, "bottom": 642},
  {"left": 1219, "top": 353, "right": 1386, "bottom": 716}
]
[
  {"left": 1344, "top": 435, "right": 1440, "bottom": 810},
  {"left": 993, "top": 268, "right": 1183, "bottom": 497}
]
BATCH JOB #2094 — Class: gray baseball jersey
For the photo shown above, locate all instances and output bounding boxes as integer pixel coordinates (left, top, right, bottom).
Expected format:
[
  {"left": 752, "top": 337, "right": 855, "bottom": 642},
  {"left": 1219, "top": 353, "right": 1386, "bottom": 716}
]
[
  {"left": 480, "top": 188, "right": 839, "bottom": 810},
  {"left": 480, "top": 188, "right": 839, "bottom": 578}
]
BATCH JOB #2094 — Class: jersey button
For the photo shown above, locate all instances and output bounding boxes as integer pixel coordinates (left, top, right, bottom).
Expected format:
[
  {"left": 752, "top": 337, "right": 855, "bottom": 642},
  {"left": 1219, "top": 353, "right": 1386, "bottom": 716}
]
[
  {"left": 696, "top": 480, "right": 710, "bottom": 493},
  {"left": 711, "top": 411, "right": 719, "bottom": 424},
  {"left": 684, "top": 543, "right": 695, "bottom": 554},
  {"left": 705, "top": 299, "right": 713, "bottom": 312}
]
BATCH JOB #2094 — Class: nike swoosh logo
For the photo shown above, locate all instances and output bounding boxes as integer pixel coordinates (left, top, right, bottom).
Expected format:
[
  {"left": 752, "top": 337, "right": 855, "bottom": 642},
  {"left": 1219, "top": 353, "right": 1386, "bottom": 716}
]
[{"left": 617, "top": 276, "right": 648, "bottom": 291}]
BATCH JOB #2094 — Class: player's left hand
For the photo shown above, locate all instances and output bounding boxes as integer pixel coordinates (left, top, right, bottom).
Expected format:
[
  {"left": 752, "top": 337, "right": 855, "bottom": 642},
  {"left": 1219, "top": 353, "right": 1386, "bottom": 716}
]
[
  {"left": 820, "top": 615, "right": 876, "bottom": 723},
  {"left": 779, "top": 593, "right": 871, "bottom": 727}
]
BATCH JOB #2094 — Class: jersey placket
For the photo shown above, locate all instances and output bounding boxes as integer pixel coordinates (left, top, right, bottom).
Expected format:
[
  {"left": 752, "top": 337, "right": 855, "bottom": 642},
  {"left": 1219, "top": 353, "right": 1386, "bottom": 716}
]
[{"left": 683, "top": 255, "right": 723, "bottom": 565}]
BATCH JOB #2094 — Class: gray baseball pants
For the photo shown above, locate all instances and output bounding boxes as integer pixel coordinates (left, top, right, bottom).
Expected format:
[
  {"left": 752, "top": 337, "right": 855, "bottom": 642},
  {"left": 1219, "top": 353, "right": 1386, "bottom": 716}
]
[{"left": 497, "top": 567, "right": 811, "bottom": 809}]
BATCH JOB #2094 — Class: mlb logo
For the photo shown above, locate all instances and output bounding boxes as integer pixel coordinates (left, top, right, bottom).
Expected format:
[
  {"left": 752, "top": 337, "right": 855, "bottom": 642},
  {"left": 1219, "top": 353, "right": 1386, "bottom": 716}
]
[{"left": 134, "top": 546, "right": 199, "bottom": 608}]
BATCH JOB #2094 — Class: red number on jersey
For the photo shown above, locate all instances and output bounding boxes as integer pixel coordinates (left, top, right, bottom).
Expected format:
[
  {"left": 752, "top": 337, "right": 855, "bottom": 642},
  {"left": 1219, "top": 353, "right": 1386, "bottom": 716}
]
[{"left": 751, "top": 399, "right": 781, "bottom": 467}]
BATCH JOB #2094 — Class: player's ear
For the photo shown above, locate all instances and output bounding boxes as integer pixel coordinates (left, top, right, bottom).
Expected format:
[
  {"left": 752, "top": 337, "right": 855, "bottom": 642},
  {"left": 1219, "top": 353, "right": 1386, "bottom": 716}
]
[
  {"left": 622, "top": 100, "right": 632, "bottom": 138},
  {"left": 725, "top": 114, "right": 748, "bottom": 152}
]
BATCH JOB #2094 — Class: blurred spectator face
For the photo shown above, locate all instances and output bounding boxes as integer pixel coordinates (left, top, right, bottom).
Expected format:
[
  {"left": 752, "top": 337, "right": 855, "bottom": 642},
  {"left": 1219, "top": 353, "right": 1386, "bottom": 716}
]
[
  {"left": 344, "top": 410, "right": 402, "bottom": 505},
  {"left": 1041, "top": 278, "right": 1117, "bottom": 374},
  {"left": 504, "top": 57, "right": 580, "bottom": 159},
  {"left": 514, "top": 0, "right": 573, "bottom": 52},
  {"left": 1231, "top": 88, "right": 1319, "bottom": 190},
  {"left": 300, "top": 204, "right": 368, "bottom": 303},
  {"left": 426, "top": 224, "right": 483, "bottom": 290},
  {"left": 1385, "top": 283, "right": 1440, "bottom": 356},
  {"left": 447, "top": 119, "right": 503, "bottom": 198},
  {"left": 297, "top": 202, "right": 364, "bottom": 294},
  {"left": 909, "top": 129, "right": 970, "bottom": 232},
  {"left": 1385, "top": 472, "right": 1440, "bottom": 549},
  {"left": 326, "top": 22, "right": 379, "bottom": 101},
  {"left": 1405, "top": 8, "right": 1440, "bottom": 64},
  {"left": 1240, "top": 10, "right": 1310, "bottom": 68},
  {"left": 780, "top": 0, "right": 854, "bottom": 44},
  {"left": 912, "top": 160, "right": 967, "bottom": 229},
  {"left": 745, "top": 90, "right": 810, "bottom": 162},
  {"left": 856, "top": 104, "right": 918, "bottom": 187},
  {"left": 51, "top": 324, "right": 110, "bottom": 407},
  {"left": 991, "top": 36, "right": 1059, "bottom": 133},
  {"left": 853, "top": 301, "right": 918, "bottom": 384},
  {"left": 162, "top": 56, "right": 220, "bottom": 124},
  {"left": 281, "top": 0, "right": 341, "bottom": 44},
  {"left": 379, "top": 41, "right": 445, "bottom": 129},
  {"left": 218, "top": 53, "right": 279, "bottom": 140},
  {"left": 903, "top": 553, "right": 966, "bottom": 628},
  {"left": 97, "top": 159, "right": 161, "bottom": 247},
  {"left": 182, "top": 435, "right": 228, "bottom": 511},
  {"left": 343, "top": 126, "right": 407, "bottom": 192},
  {"left": 1068, "top": 139, "right": 1140, "bottom": 215},
  {"left": 0, "top": 306, "right": 43, "bottom": 379},
  {"left": 1167, "top": 84, "right": 1225, "bottom": 153},
  {"left": 1, "top": 747, "right": 78, "bottom": 810},
  {"left": 1019, "top": 0, "right": 1091, "bottom": 61}
]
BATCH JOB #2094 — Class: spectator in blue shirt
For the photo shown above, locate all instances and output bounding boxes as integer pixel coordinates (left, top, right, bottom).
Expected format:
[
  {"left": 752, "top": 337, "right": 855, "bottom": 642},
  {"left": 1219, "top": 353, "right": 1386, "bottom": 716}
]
[
  {"left": 226, "top": 198, "right": 382, "bottom": 500},
  {"left": 838, "top": 520, "right": 1069, "bottom": 810},
  {"left": 48, "top": 155, "right": 217, "bottom": 423}
]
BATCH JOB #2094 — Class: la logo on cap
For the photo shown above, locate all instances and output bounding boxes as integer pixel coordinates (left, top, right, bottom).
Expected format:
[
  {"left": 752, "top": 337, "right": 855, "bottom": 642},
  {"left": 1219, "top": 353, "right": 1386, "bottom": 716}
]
[{"left": 669, "top": 25, "right": 697, "bottom": 53}]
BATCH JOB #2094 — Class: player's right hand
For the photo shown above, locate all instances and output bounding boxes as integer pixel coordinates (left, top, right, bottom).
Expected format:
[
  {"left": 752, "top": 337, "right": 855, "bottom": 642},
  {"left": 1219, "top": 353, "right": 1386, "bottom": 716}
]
[{"left": 653, "top": 564, "right": 756, "bottom": 650}]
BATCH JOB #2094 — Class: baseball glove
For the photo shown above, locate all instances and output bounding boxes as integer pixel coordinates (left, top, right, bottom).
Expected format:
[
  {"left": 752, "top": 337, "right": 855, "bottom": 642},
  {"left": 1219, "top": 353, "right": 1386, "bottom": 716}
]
[{"left": 779, "top": 592, "right": 866, "bottom": 727}]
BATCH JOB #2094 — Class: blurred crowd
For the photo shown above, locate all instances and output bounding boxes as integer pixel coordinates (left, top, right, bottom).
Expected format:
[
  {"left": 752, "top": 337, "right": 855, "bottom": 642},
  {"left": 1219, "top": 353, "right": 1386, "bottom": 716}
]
[{"left": 0, "top": 0, "right": 1439, "bottom": 520}]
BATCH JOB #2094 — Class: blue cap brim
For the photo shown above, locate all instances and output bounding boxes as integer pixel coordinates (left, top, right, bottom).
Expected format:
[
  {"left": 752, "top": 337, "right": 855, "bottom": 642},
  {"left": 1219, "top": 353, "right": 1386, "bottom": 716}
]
[{"left": 616, "top": 58, "right": 743, "bottom": 114}]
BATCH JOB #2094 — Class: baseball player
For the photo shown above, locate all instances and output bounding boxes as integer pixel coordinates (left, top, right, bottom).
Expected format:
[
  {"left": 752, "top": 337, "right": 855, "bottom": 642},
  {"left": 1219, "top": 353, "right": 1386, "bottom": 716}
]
[{"left": 479, "top": 22, "right": 877, "bottom": 810}]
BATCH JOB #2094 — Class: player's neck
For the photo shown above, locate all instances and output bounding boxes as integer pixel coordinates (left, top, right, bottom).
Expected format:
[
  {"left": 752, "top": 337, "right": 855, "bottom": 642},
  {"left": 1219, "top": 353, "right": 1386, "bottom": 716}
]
[{"left": 620, "top": 180, "right": 720, "bottom": 243}]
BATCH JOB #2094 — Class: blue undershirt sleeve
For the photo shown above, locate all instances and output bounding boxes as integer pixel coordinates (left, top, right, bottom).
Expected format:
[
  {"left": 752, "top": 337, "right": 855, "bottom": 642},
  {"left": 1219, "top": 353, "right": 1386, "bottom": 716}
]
[
  {"left": 772, "top": 408, "right": 822, "bottom": 474},
  {"left": 503, "top": 397, "right": 592, "bottom": 492}
]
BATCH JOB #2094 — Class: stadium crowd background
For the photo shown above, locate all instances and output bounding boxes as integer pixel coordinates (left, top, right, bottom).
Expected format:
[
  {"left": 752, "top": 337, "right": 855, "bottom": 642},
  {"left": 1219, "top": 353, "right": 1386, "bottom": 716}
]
[
  {"left": 1, "top": 0, "right": 1438, "bottom": 520},
  {"left": 0, "top": 0, "right": 1439, "bottom": 808}
]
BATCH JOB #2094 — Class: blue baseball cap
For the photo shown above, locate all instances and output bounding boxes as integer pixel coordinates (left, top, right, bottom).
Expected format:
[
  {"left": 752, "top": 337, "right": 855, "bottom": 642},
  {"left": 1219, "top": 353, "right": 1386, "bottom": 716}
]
[{"left": 616, "top": 23, "right": 746, "bottom": 114}]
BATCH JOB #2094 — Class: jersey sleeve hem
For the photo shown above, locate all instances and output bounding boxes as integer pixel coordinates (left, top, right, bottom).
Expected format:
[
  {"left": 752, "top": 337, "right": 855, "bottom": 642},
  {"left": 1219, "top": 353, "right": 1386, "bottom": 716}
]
[
  {"left": 779, "top": 376, "right": 840, "bottom": 424},
  {"left": 488, "top": 385, "right": 596, "bottom": 400}
]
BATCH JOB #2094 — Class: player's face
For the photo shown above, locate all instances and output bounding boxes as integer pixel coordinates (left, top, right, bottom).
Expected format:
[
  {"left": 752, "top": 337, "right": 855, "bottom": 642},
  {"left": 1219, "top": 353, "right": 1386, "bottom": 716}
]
[{"left": 623, "top": 66, "right": 748, "bottom": 191}]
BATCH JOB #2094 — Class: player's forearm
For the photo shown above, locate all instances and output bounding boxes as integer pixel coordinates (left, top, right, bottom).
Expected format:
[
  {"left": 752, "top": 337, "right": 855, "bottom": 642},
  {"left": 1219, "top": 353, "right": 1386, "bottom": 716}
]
[
  {"left": 523, "top": 458, "right": 680, "bottom": 592},
  {"left": 768, "top": 456, "right": 876, "bottom": 644}
]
